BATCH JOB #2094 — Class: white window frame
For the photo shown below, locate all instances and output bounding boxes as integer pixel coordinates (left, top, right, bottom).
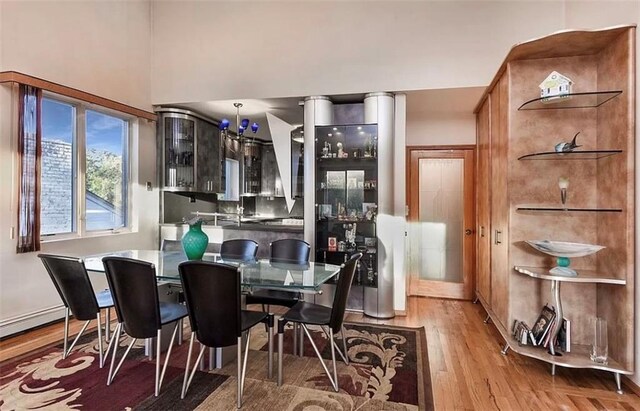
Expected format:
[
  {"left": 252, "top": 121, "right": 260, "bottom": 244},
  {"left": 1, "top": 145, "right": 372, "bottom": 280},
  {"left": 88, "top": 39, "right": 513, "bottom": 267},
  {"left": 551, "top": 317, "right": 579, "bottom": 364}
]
[{"left": 40, "top": 92, "right": 135, "bottom": 241}]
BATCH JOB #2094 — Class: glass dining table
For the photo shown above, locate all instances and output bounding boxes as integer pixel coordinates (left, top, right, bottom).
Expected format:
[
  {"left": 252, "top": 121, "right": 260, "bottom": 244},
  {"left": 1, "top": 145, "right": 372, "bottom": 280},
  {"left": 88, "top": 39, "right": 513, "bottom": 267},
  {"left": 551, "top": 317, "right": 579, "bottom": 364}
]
[
  {"left": 83, "top": 250, "right": 342, "bottom": 368},
  {"left": 83, "top": 250, "right": 342, "bottom": 292}
]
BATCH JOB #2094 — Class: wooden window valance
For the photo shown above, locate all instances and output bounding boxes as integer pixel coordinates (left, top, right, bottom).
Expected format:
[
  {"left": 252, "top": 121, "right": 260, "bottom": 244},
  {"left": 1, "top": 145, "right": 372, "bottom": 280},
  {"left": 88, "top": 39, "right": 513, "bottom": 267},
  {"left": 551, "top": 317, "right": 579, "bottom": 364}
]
[{"left": 0, "top": 71, "right": 157, "bottom": 122}]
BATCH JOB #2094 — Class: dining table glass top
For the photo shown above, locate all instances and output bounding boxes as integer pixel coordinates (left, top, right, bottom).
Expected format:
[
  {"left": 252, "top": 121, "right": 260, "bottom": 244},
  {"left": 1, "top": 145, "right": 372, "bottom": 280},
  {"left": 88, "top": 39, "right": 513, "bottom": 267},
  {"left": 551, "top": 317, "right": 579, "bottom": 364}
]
[{"left": 83, "top": 250, "right": 342, "bottom": 291}]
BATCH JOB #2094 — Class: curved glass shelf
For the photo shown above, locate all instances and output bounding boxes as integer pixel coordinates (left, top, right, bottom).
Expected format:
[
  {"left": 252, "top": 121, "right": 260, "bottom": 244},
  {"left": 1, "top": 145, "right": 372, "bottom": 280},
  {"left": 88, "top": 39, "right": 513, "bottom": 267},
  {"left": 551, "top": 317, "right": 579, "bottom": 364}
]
[
  {"left": 514, "top": 266, "right": 626, "bottom": 285},
  {"left": 518, "top": 90, "right": 622, "bottom": 111},
  {"left": 516, "top": 205, "right": 622, "bottom": 213},
  {"left": 518, "top": 150, "right": 622, "bottom": 161}
]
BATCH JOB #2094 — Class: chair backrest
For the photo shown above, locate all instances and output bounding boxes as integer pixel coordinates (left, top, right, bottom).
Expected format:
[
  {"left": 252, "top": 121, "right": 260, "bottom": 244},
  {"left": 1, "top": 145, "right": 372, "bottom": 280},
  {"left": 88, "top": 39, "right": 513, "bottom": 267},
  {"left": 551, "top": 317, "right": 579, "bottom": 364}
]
[
  {"left": 220, "top": 239, "right": 258, "bottom": 261},
  {"left": 160, "top": 239, "right": 183, "bottom": 252},
  {"left": 329, "top": 253, "right": 362, "bottom": 333},
  {"left": 178, "top": 261, "right": 241, "bottom": 348},
  {"left": 102, "top": 257, "right": 161, "bottom": 339},
  {"left": 38, "top": 254, "right": 99, "bottom": 321},
  {"left": 270, "top": 239, "right": 310, "bottom": 264}
]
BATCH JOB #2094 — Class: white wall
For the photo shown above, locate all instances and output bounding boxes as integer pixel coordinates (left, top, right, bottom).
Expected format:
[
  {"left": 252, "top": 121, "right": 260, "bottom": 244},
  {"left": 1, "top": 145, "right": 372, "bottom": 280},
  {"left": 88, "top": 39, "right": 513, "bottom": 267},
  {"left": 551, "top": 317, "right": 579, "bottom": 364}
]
[
  {"left": 0, "top": 1, "right": 157, "bottom": 336},
  {"left": 406, "top": 87, "right": 484, "bottom": 146},
  {"left": 150, "top": 1, "right": 567, "bottom": 103}
]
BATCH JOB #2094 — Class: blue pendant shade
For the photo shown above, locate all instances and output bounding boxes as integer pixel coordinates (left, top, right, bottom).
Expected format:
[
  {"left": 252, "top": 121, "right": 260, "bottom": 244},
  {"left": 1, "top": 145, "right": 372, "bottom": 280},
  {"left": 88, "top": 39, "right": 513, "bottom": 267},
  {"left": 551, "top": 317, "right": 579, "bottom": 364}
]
[
  {"left": 251, "top": 122, "right": 259, "bottom": 133},
  {"left": 241, "top": 118, "right": 250, "bottom": 128},
  {"left": 219, "top": 118, "right": 230, "bottom": 130},
  {"left": 238, "top": 125, "right": 245, "bottom": 135}
]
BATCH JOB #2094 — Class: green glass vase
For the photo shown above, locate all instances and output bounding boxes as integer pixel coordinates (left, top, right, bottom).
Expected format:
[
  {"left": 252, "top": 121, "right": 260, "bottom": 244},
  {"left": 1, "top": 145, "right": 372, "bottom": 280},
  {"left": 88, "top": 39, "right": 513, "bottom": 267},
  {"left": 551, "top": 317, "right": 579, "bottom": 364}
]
[{"left": 181, "top": 220, "right": 209, "bottom": 260}]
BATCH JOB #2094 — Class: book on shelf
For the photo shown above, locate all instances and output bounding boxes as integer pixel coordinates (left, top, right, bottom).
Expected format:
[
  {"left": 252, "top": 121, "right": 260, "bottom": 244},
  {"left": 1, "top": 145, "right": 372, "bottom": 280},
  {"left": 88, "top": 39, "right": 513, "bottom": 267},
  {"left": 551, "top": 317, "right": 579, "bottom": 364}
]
[
  {"left": 531, "top": 304, "right": 556, "bottom": 346},
  {"left": 557, "top": 317, "right": 571, "bottom": 353},
  {"left": 511, "top": 320, "right": 537, "bottom": 346}
]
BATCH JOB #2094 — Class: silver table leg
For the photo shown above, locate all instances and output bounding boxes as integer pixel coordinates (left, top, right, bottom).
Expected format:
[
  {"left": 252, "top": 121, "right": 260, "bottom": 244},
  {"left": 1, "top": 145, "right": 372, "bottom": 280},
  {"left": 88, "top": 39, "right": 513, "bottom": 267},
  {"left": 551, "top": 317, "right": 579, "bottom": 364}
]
[
  {"left": 615, "top": 372, "right": 623, "bottom": 394},
  {"left": 501, "top": 344, "right": 509, "bottom": 355},
  {"left": 483, "top": 314, "right": 491, "bottom": 324},
  {"left": 551, "top": 363, "right": 556, "bottom": 376},
  {"left": 548, "top": 280, "right": 563, "bottom": 356}
]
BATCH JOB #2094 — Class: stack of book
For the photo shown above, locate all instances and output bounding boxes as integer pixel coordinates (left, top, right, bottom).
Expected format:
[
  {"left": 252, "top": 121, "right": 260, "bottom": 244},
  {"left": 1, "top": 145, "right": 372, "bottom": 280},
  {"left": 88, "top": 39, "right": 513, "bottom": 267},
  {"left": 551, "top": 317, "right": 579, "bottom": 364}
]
[{"left": 511, "top": 304, "right": 571, "bottom": 352}]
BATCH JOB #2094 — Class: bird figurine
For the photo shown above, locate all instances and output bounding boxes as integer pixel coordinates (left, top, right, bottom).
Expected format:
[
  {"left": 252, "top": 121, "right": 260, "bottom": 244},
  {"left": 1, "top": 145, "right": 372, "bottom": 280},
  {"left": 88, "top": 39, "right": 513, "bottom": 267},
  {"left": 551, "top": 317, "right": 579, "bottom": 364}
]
[{"left": 554, "top": 132, "right": 581, "bottom": 152}]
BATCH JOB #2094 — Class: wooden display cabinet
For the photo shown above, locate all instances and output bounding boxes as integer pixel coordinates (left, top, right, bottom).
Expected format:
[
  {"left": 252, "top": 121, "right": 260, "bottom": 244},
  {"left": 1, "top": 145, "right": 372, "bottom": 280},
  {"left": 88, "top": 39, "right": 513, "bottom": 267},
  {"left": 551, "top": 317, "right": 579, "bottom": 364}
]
[{"left": 474, "top": 25, "right": 635, "bottom": 393}]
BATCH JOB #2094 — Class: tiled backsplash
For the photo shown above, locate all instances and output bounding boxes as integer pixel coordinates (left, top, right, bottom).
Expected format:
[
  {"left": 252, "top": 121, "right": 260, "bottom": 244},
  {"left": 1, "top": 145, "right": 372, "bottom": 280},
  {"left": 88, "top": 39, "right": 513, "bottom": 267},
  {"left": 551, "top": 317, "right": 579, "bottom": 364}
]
[{"left": 163, "top": 192, "right": 303, "bottom": 223}]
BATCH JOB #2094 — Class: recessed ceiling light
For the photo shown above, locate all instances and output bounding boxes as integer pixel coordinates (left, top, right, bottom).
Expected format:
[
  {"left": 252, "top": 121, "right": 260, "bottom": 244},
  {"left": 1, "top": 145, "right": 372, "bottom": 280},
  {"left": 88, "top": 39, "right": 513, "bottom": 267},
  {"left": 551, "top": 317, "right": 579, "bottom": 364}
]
[
  {"left": 332, "top": 127, "right": 337, "bottom": 131},
  {"left": 336, "top": 132, "right": 342, "bottom": 135},
  {"left": 359, "top": 131, "right": 365, "bottom": 134},
  {"left": 328, "top": 133, "right": 333, "bottom": 137},
  {"left": 357, "top": 126, "right": 362, "bottom": 130}
]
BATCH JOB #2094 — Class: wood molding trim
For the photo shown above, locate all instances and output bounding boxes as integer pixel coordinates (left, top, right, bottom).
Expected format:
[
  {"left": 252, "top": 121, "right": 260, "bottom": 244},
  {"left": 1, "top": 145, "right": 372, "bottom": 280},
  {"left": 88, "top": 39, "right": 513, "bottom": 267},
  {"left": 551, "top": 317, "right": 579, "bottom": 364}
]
[{"left": 0, "top": 71, "right": 157, "bottom": 122}]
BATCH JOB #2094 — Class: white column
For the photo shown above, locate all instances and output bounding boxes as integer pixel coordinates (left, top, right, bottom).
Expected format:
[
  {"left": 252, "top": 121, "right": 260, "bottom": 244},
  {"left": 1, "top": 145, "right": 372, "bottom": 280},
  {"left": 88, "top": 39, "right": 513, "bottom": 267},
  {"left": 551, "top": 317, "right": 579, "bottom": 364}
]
[
  {"left": 303, "top": 96, "right": 333, "bottom": 257},
  {"left": 364, "top": 92, "right": 395, "bottom": 318},
  {"left": 393, "top": 94, "right": 407, "bottom": 313}
]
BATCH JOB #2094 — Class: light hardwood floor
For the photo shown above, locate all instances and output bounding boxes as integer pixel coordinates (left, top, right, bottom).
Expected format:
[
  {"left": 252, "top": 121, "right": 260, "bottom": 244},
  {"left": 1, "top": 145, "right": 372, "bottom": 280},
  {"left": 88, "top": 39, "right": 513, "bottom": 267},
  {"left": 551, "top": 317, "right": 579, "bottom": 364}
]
[{"left": 2, "top": 297, "right": 639, "bottom": 410}]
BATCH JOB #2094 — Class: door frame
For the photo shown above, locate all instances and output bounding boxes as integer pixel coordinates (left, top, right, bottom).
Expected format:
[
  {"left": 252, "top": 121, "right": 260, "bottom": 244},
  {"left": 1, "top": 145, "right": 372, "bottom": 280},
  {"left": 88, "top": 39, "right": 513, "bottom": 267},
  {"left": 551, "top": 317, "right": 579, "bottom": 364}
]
[{"left": 405, "top": 145, "right": 476, "bottom": 300}]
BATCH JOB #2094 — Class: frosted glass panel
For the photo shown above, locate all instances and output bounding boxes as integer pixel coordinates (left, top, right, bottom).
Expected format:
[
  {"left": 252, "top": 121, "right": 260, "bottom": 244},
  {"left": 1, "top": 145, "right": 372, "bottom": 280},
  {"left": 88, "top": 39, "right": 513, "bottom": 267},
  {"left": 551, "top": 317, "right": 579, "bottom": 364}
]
[{"left": 414, "top": 158, "right": 464, "bottom": 283}]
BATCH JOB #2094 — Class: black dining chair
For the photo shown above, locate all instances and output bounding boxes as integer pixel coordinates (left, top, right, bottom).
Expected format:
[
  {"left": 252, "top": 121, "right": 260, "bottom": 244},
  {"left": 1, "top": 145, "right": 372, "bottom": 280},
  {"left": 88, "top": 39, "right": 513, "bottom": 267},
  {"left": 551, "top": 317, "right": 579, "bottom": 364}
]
[
  {"left": 277, "top": 253, "right": 362, "bottom": 392},
  {"left": 178, "top": 261, "right": 274, "bottom": 408},
  {"left": 102, "top": 256, "right": 188, "bottom": 397},
  {"left": 38, "top": 254, "right": 114, "bottom": 368},
  {"left": 245, "top": 239, "right": 310, "bottom": 352},
  {"left": 245, "top": 239, "right": 310, "bottom": 310},
  {"left": 220, "top": 239, "right": 258, "bottom": 261}
]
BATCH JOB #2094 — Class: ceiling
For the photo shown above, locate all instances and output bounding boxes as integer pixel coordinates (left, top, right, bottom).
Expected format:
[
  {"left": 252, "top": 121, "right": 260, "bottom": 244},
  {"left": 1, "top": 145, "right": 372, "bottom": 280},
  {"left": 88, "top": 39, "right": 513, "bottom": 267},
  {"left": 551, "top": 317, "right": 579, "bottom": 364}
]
[{"left": 164, "top": 87, "right": 486, "bottom": 141}]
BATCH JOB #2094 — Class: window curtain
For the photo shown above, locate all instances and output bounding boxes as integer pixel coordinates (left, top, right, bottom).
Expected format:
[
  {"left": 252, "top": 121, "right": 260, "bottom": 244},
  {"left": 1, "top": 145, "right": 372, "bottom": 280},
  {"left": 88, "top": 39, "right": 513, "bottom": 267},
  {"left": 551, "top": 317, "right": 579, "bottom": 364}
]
[{"left": 16, "top": 85, "right": 42, "bottom": 253}]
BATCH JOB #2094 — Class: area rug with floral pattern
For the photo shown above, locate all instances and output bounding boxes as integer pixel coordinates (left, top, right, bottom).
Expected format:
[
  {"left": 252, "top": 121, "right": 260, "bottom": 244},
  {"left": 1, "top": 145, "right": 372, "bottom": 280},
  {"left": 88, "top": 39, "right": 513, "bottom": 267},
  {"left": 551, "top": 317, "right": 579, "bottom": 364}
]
[{"left": 0, "top": 322, "right": 433, "bottom": 410}]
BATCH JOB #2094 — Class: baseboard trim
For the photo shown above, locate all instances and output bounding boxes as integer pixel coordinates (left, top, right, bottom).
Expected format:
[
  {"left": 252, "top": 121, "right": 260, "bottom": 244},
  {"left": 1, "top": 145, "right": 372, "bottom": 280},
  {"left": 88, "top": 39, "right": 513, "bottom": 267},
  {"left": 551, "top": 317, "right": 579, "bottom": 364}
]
[
  {"left": 0, "top": 305, "right": 65, "bottom": 339},
  {"left": 395, "top": 310, "right": 407, "bottom": 316},
  {"left": 623, "top": 376, "right": 640, "bottom": 396}
]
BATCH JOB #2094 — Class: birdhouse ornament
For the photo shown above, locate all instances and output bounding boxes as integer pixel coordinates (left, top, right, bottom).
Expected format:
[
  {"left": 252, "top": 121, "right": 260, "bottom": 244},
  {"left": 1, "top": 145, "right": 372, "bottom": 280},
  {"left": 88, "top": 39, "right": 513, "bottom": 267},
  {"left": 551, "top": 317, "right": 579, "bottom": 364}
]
[{"left": 539, "top": 71, "right": 573, "bottom": 100}]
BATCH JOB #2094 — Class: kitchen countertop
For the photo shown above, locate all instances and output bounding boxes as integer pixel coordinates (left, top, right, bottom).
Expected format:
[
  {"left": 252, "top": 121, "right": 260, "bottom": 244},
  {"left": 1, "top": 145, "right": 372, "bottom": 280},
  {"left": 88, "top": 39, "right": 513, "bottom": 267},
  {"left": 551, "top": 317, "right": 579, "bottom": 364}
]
[{"left": 160, "top": 221, "right": 304, "bottom": 233}]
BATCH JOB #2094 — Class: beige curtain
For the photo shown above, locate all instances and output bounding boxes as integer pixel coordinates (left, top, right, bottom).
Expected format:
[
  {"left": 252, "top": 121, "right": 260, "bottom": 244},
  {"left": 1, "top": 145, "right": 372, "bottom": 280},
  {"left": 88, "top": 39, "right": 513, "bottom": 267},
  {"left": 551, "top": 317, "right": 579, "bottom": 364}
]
[{"left": 16, "top": 84, "right": 42, "bottom": 253}]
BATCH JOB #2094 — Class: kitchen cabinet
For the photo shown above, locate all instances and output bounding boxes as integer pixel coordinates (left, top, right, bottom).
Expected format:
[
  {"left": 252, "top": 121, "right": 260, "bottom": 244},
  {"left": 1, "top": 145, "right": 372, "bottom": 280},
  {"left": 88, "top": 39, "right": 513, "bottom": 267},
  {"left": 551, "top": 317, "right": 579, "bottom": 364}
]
[{"left": 157, "top": 109, "right": 222, "bottom": 193}]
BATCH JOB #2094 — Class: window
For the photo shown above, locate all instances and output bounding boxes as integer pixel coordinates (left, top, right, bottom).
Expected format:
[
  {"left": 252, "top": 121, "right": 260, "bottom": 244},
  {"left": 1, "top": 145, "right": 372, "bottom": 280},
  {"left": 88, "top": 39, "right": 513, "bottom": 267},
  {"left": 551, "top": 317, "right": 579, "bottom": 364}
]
[
  {"left": 41, "top": 99, "right": 76, "bottom": 235},
  {"left": 40, "top": 95, "right": 130, "bottom": 238},
  {"left": 85, "top": 110, "right": 128, "bottom": 231}
]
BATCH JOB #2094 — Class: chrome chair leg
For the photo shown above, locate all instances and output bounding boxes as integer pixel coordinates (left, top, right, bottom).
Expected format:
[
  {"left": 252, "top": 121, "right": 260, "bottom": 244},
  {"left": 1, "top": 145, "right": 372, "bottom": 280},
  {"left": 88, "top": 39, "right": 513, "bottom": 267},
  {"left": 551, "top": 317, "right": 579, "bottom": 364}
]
[
  {"left": 62, "top": 313, "right": 91, "bottom": 360},
  {"left": 341, "top": 325, "right": 349, "bottom": 365},
  {"left": 320, "top": 326, "right": 348, "bottom": 365},
  {"left": 241, "top": 330, "right": 251, "bottom": 396},
  {"left": 181, "top": 332, "right": 206, "bottom": 399},
  {"left": 329, "top": 328, "right": 338, "bottom": 392},
  {"left": 209, "top": 347, "right": 215, "bottom": 371},
  {"left": 301, "top": 324, "right": 338, "bottom": 392},
  {"left": 97, "top": 312, "right": 104, "bottom": 368},
  {"left": 108, "top": 323, "right": 139, "bottom": 385},
  {"left": 62, "top": 308, "right": 70, "bottom": 359},
  {"left": 237, "top": 336, "right": 242, "bottom": 408},
  {"left": 155, "top": 321, "right": 180, "bottom": 396},
  {"left": 177, "top": 318, "right": 183, "bottom": 346}
]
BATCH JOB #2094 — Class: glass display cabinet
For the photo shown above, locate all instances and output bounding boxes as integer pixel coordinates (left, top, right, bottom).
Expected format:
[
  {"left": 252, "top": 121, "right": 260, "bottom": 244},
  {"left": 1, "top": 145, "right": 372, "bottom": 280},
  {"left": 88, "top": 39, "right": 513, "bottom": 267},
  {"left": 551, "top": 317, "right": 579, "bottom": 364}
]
[
  {"left": 164, "top": 115, "right": 195, "bottom": 189},
  {"left": 315, "top": 124, "right": 378, "bottom": 306},
  {"left": 157, "top": 108, "right": 222, "bottom": 193}
]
